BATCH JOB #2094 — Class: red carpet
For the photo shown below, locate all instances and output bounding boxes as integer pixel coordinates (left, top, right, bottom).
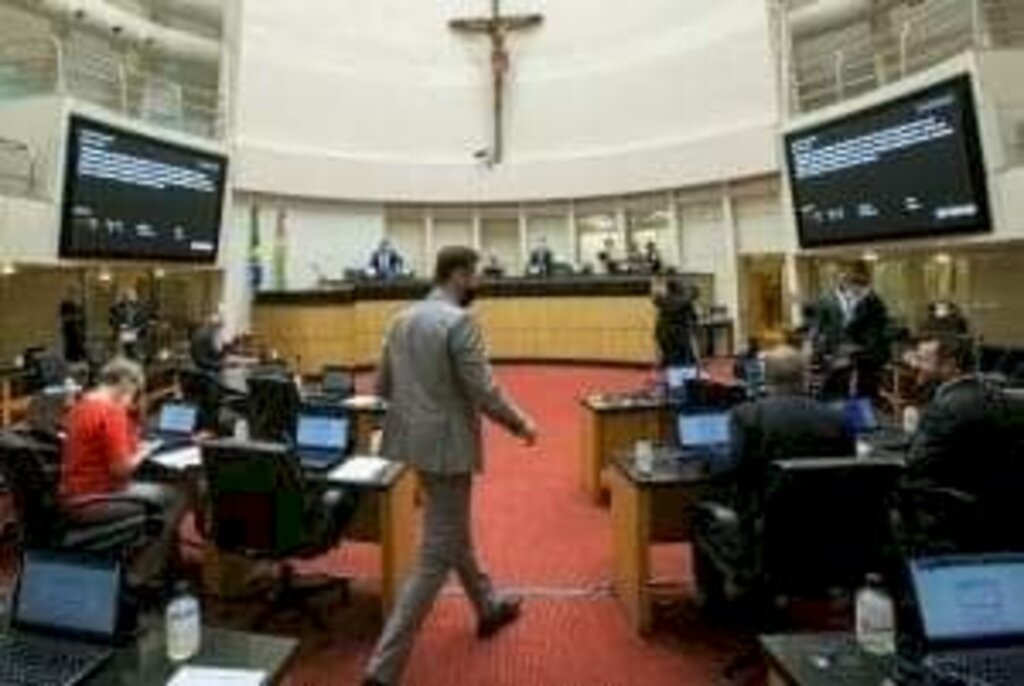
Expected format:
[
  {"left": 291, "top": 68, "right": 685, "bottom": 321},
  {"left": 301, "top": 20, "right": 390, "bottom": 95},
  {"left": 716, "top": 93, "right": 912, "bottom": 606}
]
[{"left": 269, "top": 365, "right": 747, "bottom": 685}]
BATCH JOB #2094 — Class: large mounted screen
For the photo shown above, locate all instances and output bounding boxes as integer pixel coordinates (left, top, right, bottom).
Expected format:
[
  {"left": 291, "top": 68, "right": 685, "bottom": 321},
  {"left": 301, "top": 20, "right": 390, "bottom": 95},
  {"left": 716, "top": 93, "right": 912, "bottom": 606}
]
[
  {"left": 60, "top": 115, "right": 228, "bottom": 262},
  {"left": 785, "top": 75, "right": 991, "bottom": 248}
]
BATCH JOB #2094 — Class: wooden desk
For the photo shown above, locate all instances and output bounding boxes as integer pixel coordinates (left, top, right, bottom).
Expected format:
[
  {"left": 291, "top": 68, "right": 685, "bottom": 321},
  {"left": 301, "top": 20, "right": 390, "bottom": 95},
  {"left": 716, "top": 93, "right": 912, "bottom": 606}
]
[
  {"left": 579, "top": 394, "right": 671, "bottom": 504},
  {"left": 196, "top": 461, "right": 416, "bottom": 620},
  {"left": 760, "top": 633, "right": 894, "bottom": 686},
  {"left": 252, "top": 275, "right": 732, "bottom": 373},
  {"left": 609, "top": 455, "right": 708, "bottom": 634}
]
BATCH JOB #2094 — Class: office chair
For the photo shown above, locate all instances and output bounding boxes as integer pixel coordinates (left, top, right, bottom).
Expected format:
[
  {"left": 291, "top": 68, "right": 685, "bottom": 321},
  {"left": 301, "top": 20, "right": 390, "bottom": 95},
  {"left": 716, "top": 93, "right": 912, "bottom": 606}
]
[
  {"left": 247, "top": 375, "right": 301, "bottom": 443},
  {"left": 200, "top": 439, "right": 358, "bottom": 629},
  {"left": 177, "top": 367, "right": 246, "bottom": 435},
  {"left": 693, "top": 457, "right": 904, "bottom": 620},
  {"left": 0, "top": 431, "right": 159, "bottom": 556}
]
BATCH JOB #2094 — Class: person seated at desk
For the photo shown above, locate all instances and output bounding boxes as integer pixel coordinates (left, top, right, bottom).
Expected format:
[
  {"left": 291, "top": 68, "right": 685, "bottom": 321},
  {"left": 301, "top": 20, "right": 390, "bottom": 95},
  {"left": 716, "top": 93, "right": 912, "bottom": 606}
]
[
  {"left": 482, "top": 253, "right": 505, "bottom": 279},
  {"left": 190, "top": 311, "right": 227, "bottom": 374},
  {"left": 693, "top": 346, "right": 854, "bottom": 606},
  {"left": 643, "top": 240, "right": 663, "bottom": 274},
  {"left": 899, "top": 332, "right": 1023, "bottom": 550},
  {"left": 60, "top": 358, "right": 186, "bottom": 587},
  {"left": 109, "top": 288, "right": 151, "bottom": 361},
  {"left": 368, "top": 239, "right": 405, "bottom": 280},
  {"left": 526, "top": 237, "right": 554, "bottom": 277}
]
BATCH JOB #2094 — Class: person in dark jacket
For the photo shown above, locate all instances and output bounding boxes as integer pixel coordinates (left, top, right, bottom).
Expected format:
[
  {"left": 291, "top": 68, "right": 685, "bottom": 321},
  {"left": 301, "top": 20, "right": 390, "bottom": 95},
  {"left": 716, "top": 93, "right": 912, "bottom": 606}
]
[
  {"left": 652, "top": 277, "right": 699, "bottom": 367},
  {"left": 811, "top": 261, "right": 890, "bottom": 401},
  {"left": 693, "top": 346, "right": 854, "bottom": 604},
  {"left": 59, "top": 287, "right": 87, "bottom": 363}
]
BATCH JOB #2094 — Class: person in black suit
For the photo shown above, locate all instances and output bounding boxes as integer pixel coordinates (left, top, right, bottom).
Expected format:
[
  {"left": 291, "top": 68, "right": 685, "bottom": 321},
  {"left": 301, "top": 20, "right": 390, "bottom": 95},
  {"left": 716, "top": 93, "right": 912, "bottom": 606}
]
[
  {"left": 811, "top": 261, "right": 890, "bottom": 401},
  {"left": 652, "top": 276, "right": 699, "bottom": 367},
  {"left": 109, "top": 288, "right": 150, "bottom": 361},
  {"left": 526, "top": 237, "right": 554, "bottom": 277},
  {"left": 368, "top": 239, "right": 405, "bottom": 279},
  {"left": 693, "top": 346, "right": 854, "bottom": 605},
  {"left": 58, "top": 287, "right": 87, "bottom": 363},
  {"left": 902, "top": 333, "right": 1018, "bottom": 507}
]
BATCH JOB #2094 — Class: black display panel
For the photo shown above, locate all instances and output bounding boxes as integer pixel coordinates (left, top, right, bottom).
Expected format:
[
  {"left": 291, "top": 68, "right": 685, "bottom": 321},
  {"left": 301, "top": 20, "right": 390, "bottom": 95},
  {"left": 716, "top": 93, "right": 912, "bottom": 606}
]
[
  {"left": 785, "top": 75, "right": 991, "bottom": 248},
  {"left": 60, "top": 115, "right": 227, "bottom": 262}
]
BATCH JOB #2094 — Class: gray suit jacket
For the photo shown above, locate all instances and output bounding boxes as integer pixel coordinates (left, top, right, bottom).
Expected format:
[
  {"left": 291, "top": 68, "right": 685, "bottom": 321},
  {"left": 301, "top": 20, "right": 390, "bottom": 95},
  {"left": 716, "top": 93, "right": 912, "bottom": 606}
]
[{"left": 377, "top": 289, "right": 527, "bottom": 474}]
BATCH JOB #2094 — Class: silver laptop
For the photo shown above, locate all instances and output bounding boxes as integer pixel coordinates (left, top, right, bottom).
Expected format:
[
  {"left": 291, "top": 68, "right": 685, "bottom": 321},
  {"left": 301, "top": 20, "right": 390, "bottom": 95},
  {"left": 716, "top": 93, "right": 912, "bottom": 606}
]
[
  {"left": 910, "top": 553, "right": 1024, "bottom": 686},
  {"left": 294, "top": 411, "right": 351, "bottom": 471}
]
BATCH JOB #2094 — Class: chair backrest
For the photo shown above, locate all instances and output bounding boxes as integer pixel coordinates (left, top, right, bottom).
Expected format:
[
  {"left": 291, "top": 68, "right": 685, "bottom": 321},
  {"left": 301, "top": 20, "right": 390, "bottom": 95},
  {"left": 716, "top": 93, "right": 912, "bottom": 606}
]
[
  {"left": 177, "top": 367, "right": 223, "bottom": 432},
  {"left": 200, "top": 439, "right": 308, "bottom": 556},
  {"left": 247, "top": 375, "right": 301, "bottom": 443},
  {"left": 759, "top": 457, "right": 904, "bottom": 595},
  {"left": 0, "top": 432, "right": 62, "bottom": 546}
]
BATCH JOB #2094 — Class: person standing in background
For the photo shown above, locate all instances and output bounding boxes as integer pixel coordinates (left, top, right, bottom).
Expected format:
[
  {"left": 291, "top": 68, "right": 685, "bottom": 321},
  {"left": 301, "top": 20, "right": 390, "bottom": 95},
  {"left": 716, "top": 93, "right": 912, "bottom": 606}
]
[
  {"left": 526, "top": 236, "right": 554, "bottom": 277},
  {"left": 597, "top": 237, "right": 621, "bottom": 275},
  {"left": 652, "top": 276, "right": 700, "bottom": 367},
  {"left": 811, "top": 261, "right": 890, "bottom": 401},
  {"left": 363, "top": 246, "right": 538, "bottom": 686},
  {"left": 190, "top": 311, "right": 227, "bottom": 374},
  {"left": 109, "top": 287, "right": 149, "bottom": 361},
  {"left": 59, "top": 286, "right": 87, "bottom": 363},
  {"left": 369, "top": 239, "right": 406, "bottom": 280}
]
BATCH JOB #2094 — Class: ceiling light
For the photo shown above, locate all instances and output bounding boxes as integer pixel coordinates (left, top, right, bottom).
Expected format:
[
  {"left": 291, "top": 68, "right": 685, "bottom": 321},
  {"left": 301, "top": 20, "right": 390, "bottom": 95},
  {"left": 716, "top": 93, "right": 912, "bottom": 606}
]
[
  {"left": 934, "top": 253, "right": 952, "bottom": 266},
  {"left": 862, "top": 251, "right": 879, "bottom": 262},
  {"left": 0, "top": 263, "right": 16, "bottom": 276},
  {"left": 98, "top": 269, "right": 113, "bottom": 283}
]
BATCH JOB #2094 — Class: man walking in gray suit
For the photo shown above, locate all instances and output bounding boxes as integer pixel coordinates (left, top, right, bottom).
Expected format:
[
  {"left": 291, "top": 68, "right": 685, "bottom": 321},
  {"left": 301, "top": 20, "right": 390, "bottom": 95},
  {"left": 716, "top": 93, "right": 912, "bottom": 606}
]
[{"left": 363, "top": 246, "right": 538, "bottom": 686}]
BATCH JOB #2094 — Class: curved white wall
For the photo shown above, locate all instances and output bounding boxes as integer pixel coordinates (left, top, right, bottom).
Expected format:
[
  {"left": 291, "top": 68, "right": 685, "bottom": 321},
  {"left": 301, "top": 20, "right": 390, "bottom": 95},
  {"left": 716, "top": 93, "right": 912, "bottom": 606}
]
[{"left": 234, "top": 0, "right": 780, "bottom": 202}]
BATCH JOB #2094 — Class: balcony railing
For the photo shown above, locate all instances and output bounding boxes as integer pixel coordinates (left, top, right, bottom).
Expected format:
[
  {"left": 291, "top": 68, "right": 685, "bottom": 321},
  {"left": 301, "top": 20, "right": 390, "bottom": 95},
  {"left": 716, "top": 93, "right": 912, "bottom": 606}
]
[
  {"left": 786, "top": 0, "right": 1024, "bottom": 115},
  {"left": 0, "top": 33, "right": 224, "bottom": 140}
]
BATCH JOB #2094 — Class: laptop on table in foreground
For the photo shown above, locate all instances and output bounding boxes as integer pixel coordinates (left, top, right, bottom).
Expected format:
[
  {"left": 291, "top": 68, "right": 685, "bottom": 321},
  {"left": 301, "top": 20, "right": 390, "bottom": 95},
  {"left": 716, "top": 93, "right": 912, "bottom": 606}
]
[
  {"left": 294, "top": 409, "right": 351, "bottom": 471},
  {"left": 0, "top": 550, "right": 125, "bottom": 686},
  {"left": 675, "top": 410, "right": 732, "bottom": 474},
  {"left": 907, "top": 553, "right": 1024, "bottom": 686},
  {"left": 142, "top": 401, "right": 199, "bottom": 455}
]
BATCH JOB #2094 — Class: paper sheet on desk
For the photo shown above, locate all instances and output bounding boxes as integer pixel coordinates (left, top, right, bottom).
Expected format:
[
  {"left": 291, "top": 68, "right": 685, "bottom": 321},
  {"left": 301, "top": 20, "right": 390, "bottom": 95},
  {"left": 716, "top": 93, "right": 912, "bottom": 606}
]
[
  {"left": 149, "top": 446, "right": 202, "bottom": 471},
  {"left": 167, "top": 666, "right": 267, "bottom": 686},
  {"left": 328, "top": 456, "right": 391, "bottom": 484}
]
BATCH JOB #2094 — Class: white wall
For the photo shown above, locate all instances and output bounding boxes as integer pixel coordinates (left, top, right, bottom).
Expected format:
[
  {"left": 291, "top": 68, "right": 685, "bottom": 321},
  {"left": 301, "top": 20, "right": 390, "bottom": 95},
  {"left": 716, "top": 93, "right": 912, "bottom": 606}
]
[{"left": 234, "top": 0, "right": 780, "bottom": 202}]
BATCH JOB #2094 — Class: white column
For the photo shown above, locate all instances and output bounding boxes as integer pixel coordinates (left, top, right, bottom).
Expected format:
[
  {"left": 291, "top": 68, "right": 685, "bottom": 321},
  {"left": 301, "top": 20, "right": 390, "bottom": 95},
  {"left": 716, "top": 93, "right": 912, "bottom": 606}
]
[
  {"left": 567, "top": 200, "right": 579, "bottom": 266},
  {"left": 720, "top": 186, "right": 744, "bottom": 343},
  {"left": 667, "top": 190, "right": 682, "bottom": 267}
]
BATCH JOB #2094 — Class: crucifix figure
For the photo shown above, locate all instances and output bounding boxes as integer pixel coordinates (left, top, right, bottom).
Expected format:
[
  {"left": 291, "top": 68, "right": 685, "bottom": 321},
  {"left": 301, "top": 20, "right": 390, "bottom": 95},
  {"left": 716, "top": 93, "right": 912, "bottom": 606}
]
[{"left": 450, "top": 0, "right": 543, "bottom": 165}]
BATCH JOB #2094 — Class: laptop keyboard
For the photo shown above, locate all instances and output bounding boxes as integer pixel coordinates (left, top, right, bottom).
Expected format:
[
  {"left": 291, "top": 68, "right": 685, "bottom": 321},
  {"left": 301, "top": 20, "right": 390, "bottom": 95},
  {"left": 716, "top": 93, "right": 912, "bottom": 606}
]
[
  {"left": 930, "top": 648, "right": 1024, "bottom": 686},
  {"left": 0, "top": 633, "right": 112, "bottom": 686}
]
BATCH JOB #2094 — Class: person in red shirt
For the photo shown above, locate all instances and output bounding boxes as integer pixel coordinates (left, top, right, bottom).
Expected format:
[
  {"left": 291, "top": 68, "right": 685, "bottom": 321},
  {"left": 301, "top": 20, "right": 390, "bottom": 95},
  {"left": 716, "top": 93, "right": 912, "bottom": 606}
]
[{"left": 61, "top": 358, "right": 185, "bottom": 586}]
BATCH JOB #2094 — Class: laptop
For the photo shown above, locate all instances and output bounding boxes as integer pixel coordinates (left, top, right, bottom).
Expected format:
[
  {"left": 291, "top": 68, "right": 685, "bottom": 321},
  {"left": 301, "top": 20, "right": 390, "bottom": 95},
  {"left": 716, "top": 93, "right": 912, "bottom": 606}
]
[
  {"left": 676, "top": 411, "right": 732, "bottom": 468},
  {"left": 0, "top": 550, "right": 123, "bottom": 686},
  {"left": 908, "top": 553, "right": 1024, "bottom": 686},
  {"left": 294, "top": 410, "right": 351, "bottom": 471},
  {"left": 143, "top": 401, "right": 199, "bottom": 455}
]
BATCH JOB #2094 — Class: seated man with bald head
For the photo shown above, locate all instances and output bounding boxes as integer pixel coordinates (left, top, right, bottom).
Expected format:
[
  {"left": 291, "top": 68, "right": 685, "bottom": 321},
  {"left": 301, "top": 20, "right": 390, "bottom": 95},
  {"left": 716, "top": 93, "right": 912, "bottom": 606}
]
[{"left": 693, "top": 346, "right": 854, "bottom": 605}]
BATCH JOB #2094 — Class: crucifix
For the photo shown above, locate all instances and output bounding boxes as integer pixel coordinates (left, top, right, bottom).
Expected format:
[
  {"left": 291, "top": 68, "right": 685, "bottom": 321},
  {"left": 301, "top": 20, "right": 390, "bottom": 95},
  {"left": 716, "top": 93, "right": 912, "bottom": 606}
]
[{"left": 450, "top": 0, "right": 543, "bottom": 165}]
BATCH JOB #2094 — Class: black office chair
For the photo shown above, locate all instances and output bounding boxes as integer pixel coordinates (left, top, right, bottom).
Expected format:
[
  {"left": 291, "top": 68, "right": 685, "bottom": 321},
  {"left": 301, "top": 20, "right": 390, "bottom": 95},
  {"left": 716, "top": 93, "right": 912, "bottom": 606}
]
[
  {"left": 177, "top": 367, "right": 247, "bottom": 436},
  {"left": 247, "top": 375, "right": 301, "bottom": 443},
  {"left": 200, "top": 439, "right": 358, "bottom": 628},
  {"left": 693, "top": 457, "right": 904, "bottom": 620},
  {"left": 0, "top": 431, "right": 159, "bottom": 556}
]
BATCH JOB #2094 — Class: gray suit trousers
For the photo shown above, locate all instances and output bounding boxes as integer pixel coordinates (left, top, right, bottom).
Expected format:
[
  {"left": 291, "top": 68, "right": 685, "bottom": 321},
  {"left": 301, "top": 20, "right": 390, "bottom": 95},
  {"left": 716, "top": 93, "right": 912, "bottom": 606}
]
[{"left": 366, "top": 472, "right": 495, "bottom": 685}]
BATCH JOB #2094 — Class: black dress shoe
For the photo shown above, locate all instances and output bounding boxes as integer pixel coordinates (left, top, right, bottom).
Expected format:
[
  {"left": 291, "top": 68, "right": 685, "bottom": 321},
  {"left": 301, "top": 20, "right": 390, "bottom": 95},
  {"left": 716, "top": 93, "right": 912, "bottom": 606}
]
[{"left": 477, "top": 594, "right": 523, "bottom": 639}]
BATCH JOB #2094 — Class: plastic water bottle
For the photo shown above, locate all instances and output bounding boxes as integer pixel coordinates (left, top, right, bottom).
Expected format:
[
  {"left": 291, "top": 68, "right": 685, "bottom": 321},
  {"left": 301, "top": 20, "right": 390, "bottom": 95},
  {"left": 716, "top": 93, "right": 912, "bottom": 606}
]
[
  {"left": 856, "top": 574, "right": 895, "bottom": 656},
  {"left": 166, "top": 583, "right": 202, "bottom": 662}
]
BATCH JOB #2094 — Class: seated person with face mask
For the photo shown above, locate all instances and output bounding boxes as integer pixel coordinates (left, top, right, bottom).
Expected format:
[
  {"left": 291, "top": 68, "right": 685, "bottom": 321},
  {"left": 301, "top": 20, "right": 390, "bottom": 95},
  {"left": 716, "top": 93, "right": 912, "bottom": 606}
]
[{"left": 692, "top": 346, "right": 854, "bottom": 606}]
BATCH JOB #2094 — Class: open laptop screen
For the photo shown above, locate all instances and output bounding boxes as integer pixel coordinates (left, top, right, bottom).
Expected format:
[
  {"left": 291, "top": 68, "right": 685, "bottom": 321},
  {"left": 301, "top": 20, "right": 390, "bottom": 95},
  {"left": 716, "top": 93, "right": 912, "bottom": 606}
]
[
  {"left": 911, "top": 555, "right": 1024, "bottom": 644},
  {"left": 158, "top": 402, "right": 198, "bottom": 435},
  {"left": 678, "top": 413, "right": 731, "bottom": 449},
  {"left": 14, "top": 550, "right": 121, "bottom": 638},
  {"left": 296, "top": 414, "right": 349, "bottom": 453}
]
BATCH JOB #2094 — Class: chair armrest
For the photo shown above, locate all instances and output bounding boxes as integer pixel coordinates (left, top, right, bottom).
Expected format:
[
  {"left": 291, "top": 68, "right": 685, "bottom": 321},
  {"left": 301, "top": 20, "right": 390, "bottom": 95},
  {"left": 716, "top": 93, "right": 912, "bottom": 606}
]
[{"left": 691, "top": 500, "right": 740, "bottom": 526}]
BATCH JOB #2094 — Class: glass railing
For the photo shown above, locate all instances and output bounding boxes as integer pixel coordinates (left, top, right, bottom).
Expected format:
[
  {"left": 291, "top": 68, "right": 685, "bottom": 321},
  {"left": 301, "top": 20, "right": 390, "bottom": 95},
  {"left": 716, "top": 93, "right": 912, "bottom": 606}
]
[
  {"left": 0, "top": 33, "right": 224, "bottom": 141},
  {"left": 785, "top": 0, "right": 1024, "bottom": 115}
]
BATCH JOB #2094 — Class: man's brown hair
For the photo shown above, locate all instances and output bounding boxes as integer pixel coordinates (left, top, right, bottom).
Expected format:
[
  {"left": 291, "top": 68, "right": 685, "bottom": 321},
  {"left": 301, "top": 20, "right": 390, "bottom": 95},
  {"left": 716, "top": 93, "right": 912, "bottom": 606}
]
[{"left": 434, "top": 246, "right": 480, "bottom": 284}]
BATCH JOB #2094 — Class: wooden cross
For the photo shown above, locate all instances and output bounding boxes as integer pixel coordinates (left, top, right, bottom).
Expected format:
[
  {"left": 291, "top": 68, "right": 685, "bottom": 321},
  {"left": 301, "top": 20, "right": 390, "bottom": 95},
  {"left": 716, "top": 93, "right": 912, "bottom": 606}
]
[{"left": 450, "top": 0, "right": 543, "bottom": 165}]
